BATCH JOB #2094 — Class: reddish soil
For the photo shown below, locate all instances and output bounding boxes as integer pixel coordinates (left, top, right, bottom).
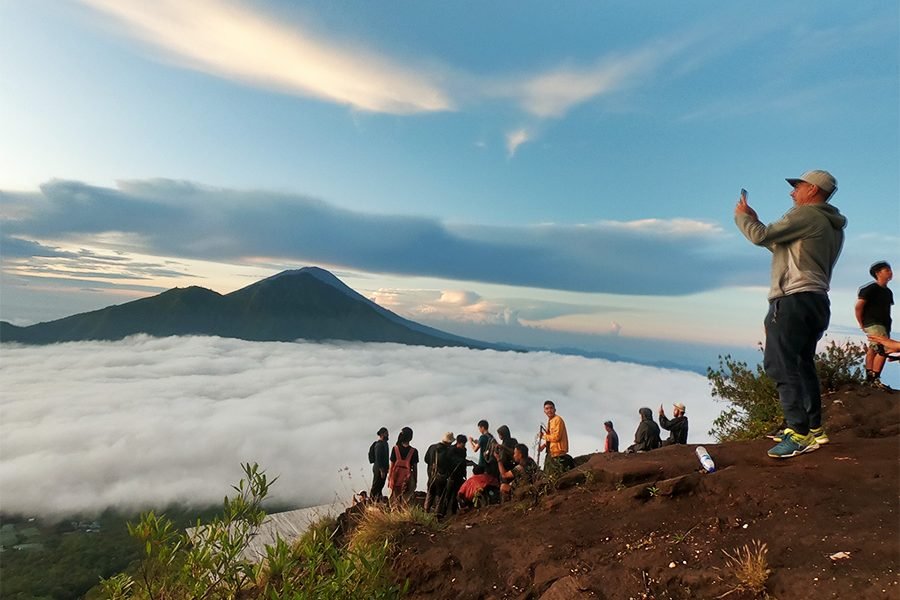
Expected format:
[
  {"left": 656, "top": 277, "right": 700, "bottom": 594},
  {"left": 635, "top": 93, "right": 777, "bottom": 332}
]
[{"left": 391, "top": 386, "right": 899, "bottom": 599}]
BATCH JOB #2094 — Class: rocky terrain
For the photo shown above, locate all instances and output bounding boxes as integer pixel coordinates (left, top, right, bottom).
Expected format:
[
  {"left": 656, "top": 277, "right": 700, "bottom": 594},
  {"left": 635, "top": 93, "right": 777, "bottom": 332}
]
[{"left": 391, "top": 386, "right": 899, "bottom": 599}]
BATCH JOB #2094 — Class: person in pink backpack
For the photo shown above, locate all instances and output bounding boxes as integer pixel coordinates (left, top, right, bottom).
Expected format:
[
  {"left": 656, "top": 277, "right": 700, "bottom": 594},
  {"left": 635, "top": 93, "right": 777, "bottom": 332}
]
[{"left": 388, "top": 426, "right": 419, "bottom": 506}]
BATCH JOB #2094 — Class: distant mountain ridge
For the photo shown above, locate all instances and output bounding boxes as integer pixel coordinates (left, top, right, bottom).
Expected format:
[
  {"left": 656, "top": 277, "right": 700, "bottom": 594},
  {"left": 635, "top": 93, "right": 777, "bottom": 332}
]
[{"left": 0, "top": 267, "right": 493, "bottom": 349}]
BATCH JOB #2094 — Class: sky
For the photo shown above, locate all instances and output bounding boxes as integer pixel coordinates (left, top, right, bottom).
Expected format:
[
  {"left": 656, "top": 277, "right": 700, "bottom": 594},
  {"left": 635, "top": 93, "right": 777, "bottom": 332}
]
[
  {"left": 1, "top": 0, "right": 898, "bottom": 373},
  {"left": 0, "top": 336, "right": 716, "bottom": 518}
]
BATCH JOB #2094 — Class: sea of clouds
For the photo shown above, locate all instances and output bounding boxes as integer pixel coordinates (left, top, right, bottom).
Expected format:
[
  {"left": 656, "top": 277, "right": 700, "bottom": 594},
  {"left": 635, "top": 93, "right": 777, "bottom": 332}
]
[{"left": 0, "top": 335, "right": 718, "bottom": 518}]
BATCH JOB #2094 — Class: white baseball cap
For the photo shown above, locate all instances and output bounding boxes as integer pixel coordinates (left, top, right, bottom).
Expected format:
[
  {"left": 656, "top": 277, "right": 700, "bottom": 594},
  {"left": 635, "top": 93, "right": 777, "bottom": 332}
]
[{"left": 786, "top": 170, "right": 837, "bottom": 196}]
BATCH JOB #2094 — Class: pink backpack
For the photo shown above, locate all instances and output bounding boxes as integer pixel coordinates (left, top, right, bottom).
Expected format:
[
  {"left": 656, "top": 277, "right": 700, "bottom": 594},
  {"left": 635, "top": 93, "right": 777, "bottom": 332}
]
[{"left": 388, "top": 446, "right": 414, "bottom": 492}]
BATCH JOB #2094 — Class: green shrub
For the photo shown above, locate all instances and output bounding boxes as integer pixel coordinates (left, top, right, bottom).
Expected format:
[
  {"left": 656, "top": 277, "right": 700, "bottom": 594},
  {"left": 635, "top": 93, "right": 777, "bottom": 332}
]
[
  {"left": 707, "top": 340, "right": 865, "bottom": 442},
  {"left": 98, "top": 464, "right": 406, "bottom": 600},
  {"left": 815, "top": 340, "right": 866, "bottom": 391}
]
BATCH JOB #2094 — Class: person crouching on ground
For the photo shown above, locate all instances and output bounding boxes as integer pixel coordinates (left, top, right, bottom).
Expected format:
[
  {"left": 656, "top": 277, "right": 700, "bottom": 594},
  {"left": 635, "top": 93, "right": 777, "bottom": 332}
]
[
  {"left": 495, "top": 443, "right": 540, "bottom": 501},
  {"left": 626, "top": 407, "right": 661, "bottom": 453},
  {"left": 659, "top": 403, "right": 689, "bottom": 445},
  {"left": 388, "top": 427, "right": 418, "bottom": 506},
  {"left": 457, "top": 464, "right": 500, "bottom": 510}
]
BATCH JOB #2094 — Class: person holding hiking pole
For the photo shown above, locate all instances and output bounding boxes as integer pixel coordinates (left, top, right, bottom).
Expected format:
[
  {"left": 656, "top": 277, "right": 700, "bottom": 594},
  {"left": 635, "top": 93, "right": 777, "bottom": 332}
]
[{"left": 539, "top": 400, "right": 573, "bottom": 475}]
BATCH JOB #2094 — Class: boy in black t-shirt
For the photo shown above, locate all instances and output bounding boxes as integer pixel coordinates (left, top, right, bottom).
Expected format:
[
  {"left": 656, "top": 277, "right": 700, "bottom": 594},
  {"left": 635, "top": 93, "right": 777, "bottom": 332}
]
[{"left": 856, "top": 261, "right": 893, "bottom": 390}]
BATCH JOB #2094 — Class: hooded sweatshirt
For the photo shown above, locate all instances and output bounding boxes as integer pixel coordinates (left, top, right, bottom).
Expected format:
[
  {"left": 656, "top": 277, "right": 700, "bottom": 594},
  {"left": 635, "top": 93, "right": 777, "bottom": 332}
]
[
  {"left": 735, "top": 203, "right": 847, "bottom": 300},
  {"left": 632, "top": 407, "right": 661, "bottom": 452}
]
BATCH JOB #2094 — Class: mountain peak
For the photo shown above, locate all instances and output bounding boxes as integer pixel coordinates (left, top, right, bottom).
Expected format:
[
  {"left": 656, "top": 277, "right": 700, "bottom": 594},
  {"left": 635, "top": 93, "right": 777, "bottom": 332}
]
[{"left": 1, "top": 266, "right": 490, "bottom": 349}]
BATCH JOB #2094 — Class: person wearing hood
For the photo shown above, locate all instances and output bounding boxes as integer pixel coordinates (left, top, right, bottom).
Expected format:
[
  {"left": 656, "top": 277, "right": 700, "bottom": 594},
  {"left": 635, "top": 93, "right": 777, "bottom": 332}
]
[
  {"left": 627, "top": 407, "right": 661, "bottom": 453},
  {"left": 492, "top": 425, "right": 518, "bottom": 476},
  {"left": 735, "top": 170, "right": 847, "bottom": 458}
]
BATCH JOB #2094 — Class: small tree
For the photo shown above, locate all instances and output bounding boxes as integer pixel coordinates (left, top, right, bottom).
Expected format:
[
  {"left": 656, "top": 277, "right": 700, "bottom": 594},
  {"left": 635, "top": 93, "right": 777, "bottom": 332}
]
[
  {"left": 707, "top": 340, "right": 866, "bottom": 442},
  {"left": 815, "top": 339, "right": 866, "bottom": 392},
  {"left": 98, "top": 464, "right": 408, "bottom": 600},
  {"left": 100, "top": 462, "right": 274, "bottom": 600},
  {"left": 707, "top": 350, "right": 780, "bottom": 442}
]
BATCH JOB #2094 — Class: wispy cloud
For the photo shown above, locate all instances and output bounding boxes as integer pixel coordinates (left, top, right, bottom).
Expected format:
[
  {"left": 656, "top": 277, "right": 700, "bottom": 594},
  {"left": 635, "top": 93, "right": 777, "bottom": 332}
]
[
  {"left": 78, "top": 0, "right": 453, "bottom": 114},
  {"left": 1, "top": 233, "right": 196, "bottom": 282},
  {"left": 505, "top": 128, "right": 531, "bottom": 157},
  {"left": 78, "top": 0, "right": 701, "bottom": 126},
  {"left": 1, "top": 179, "right": 761, "bottom": 296},
  {"left": 509, "top": 43, "right": 682, "bottom": 118},
  {"left": 0, "top": 335, "right": 715, "bottom": 517}
]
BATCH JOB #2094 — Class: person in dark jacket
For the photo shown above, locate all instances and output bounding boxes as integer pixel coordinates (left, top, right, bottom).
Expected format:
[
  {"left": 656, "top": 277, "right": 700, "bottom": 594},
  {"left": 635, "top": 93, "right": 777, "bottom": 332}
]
[
  {"left": 492, "top": 425, "right": 518, "bottom": 475},
  {"left": 659, "top": 403, "right": 689, "bottom": 445},
  {"left": 437, "top": 435, "right": 473, "bottom": 517},
  {"left": 424, "top": 432, "right": 453, "bottom": 512},
  {"left": 626, "top": 407, "right": 661, "bottom": 453},
  {"left": 370, "top": 427, "right": 389, "bottom": 500}
]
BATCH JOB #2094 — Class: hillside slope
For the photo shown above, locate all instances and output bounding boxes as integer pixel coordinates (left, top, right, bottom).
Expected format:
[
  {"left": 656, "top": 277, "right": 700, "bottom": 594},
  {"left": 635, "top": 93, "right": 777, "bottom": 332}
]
[{"left": 392, "top": 385, "right": 899, "bottom": 599}]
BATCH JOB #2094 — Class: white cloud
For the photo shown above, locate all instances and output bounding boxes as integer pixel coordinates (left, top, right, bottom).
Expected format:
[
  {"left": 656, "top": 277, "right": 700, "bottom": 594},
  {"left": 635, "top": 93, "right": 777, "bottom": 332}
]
[
  {"left": 438, "top": 290, "right": 482, "bottom": 306},
  {"left": 506, "top": 128, "right": 531, "bottom": 157},
  {"left": 598, "top": 218, "right": 725, "bottom": 237},
  {"left": 78, "top": 0, "right": 452, "bottom": 115},
  {"left": 0, "top": 336, "right": 717, "bottom": 518},
  {"left": 508, "top": 40, "right": 687, "bottom": 118}
]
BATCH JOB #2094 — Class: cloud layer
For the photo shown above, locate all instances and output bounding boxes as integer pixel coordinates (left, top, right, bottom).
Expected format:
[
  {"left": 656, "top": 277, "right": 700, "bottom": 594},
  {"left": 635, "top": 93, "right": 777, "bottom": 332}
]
[
  {"left": 0, "top": 336, "right": 716, "bottom": 518},
  {"left": 1, "top": 179, "right": 757, "bottom": 296}
]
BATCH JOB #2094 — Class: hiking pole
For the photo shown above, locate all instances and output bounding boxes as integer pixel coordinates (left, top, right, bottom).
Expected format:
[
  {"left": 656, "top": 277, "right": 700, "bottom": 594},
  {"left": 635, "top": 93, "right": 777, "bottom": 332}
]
[{"left": 537, "top": 424, "right": 548, "bottom": 470}]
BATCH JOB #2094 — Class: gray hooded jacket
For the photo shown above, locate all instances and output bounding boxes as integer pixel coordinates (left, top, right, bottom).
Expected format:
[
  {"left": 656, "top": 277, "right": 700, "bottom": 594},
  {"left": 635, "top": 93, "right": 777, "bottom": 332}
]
[{"left": 735, "top": 203, "right": 847, "bottom": 300}]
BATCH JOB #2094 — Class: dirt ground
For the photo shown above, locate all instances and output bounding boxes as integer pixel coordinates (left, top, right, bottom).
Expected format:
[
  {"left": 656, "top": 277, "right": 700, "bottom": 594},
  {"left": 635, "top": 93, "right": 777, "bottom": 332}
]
[{"left": 390, "top": 386, "right": 900, "bottom": 599}]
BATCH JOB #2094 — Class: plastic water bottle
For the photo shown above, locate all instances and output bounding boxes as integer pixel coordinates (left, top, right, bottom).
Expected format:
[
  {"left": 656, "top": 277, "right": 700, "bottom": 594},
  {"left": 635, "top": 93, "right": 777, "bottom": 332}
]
[{"left": 696, "top": 446, "right": 716, "bottom": 473}]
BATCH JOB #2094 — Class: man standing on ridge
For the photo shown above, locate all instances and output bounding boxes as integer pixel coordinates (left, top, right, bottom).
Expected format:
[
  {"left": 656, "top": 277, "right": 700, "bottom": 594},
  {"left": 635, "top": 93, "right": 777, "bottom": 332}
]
[
  {"left": 856, "top": 261, "right": 893, "bottom": 391},
  {"left": 735, "top": 170, "right": 847, "bottom": 458},
  {"left": 539, "top": 400, "right": 573, "bottom": 474},
  {"left": 369, "top": 427, "right": 389, "bottom": 501},
  {"left": 424, "top": 432, "right": 454, "bottom": 512}
]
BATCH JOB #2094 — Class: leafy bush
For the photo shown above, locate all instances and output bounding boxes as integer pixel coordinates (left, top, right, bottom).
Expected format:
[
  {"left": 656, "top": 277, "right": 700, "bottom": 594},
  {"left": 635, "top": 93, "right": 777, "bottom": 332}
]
[
  {"left": 815, "top": 340, "right": 866, "bottom": 391},
  {"left": 98, "top": 464, "right": 407, "bottom": 600},
  {"left": 707, "top": 341, "right": 865, "bottom": 442},
  {"left": 707, "top": 350, "right": 780, "bottom": 442}
]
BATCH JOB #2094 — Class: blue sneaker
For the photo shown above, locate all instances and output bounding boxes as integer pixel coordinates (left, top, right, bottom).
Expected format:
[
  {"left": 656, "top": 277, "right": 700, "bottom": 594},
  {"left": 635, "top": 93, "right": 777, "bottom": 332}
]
[{"left": 767, "top": 429, "right": 819, "bottom": 458}]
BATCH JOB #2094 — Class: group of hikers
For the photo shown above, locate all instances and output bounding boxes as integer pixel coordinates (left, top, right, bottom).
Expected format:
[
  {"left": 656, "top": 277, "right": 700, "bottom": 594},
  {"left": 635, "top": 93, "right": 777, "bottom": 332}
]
[
  {"left": 365, "top": 399, "right": 694, "bottom": 517},
  {"left": 357, "top": 169, "right": 894, "bottom": 522}
]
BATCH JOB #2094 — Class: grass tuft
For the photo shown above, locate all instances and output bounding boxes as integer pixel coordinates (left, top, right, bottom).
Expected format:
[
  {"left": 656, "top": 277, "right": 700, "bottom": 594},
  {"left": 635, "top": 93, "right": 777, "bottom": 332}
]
[
  {"left": 349, "top": 504, "right": 442, "bottom": 552},
  {"left": 722, "top": 539, "right": 771, "bottom": 595}
]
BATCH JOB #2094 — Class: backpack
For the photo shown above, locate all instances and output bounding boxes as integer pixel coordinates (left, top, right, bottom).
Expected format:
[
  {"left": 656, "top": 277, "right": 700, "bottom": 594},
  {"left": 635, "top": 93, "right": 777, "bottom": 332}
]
[
  {"left": 481, "top": 434, "right": 498, "bottom": 464},
  {"left": 368, "top": 441, "right": 377, "bottom": 464},
  {"left": 388, "top": 446, "right": 414, "bottom": 492}
]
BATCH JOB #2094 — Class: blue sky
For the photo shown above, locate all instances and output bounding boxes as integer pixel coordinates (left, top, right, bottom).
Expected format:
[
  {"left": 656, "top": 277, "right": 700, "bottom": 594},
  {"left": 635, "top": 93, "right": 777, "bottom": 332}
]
[{"left": 1, "top": 0, "right": 898, "bottom": 372}]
